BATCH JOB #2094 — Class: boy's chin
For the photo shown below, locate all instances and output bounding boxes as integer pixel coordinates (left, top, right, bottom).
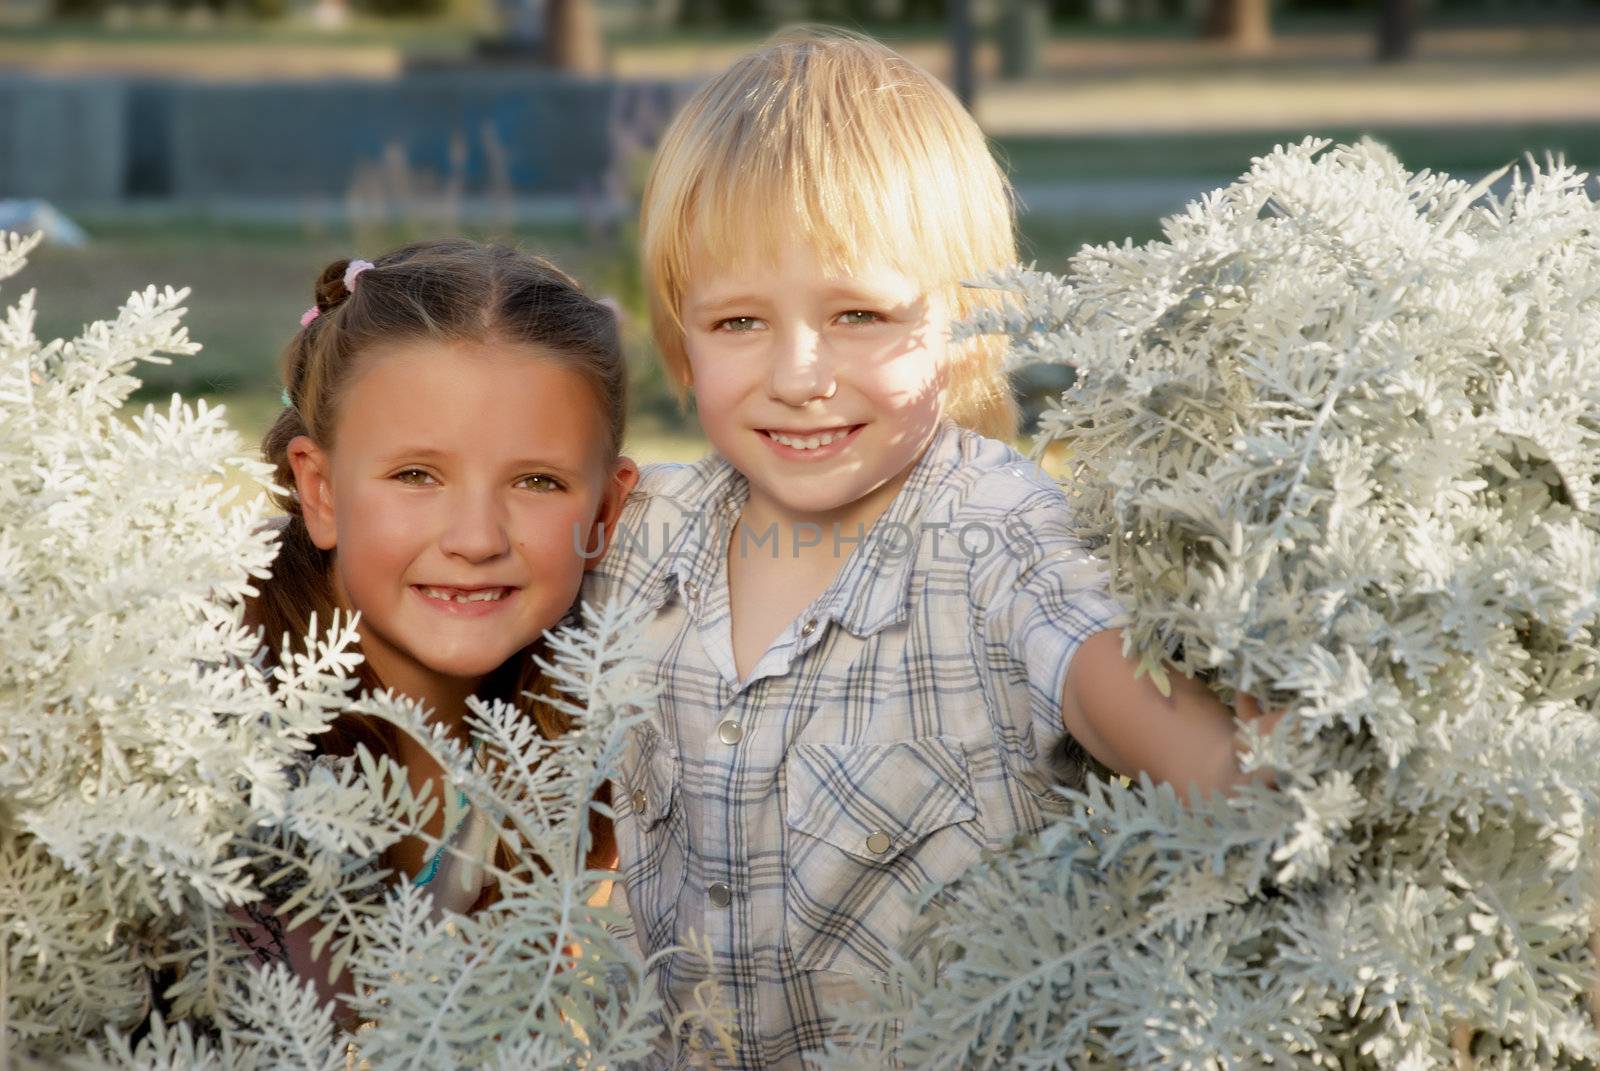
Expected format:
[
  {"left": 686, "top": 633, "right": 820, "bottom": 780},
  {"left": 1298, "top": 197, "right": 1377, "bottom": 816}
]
[{"left": 756, "top": 475, "right": 892, "bottom": 520}]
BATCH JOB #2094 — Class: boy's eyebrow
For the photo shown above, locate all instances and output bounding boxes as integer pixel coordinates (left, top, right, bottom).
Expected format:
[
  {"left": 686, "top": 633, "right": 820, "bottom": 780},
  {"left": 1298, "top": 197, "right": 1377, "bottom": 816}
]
[
  {"left": 689, "top": 283, "right": 913, "bottom": 312},
  {"left": 687, "top": 292, "right": 765, "bottom": 313}
]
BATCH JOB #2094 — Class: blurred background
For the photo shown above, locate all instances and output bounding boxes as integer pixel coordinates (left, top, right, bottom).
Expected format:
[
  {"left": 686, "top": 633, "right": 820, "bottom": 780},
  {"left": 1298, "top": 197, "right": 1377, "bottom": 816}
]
[{"left": 2, "top": 0, "right": 1597, "bottom": 461}]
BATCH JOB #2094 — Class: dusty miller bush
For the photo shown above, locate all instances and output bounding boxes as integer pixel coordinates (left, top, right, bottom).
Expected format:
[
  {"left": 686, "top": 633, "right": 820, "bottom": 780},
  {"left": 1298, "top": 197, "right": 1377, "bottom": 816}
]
[
  {"left": 826, "top": 140, "right": 1600, "bottom": 1068},
  {"left": 0, "top": 231, "right": 674, "bottom": 1067}
]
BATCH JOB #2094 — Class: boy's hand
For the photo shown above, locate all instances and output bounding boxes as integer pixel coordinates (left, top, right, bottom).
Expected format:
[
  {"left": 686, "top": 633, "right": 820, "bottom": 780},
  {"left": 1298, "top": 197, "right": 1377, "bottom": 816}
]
[
  {"left": 1062, "top": 630, "right": 1283, "bottom": 802},
  {"left": 1231, "top": 691, "right": 1285, "bottom": 790}
]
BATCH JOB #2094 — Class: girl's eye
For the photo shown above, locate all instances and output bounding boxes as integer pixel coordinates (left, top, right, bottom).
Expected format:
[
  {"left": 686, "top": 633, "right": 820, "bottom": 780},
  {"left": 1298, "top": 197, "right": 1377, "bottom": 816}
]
[
  {"left": 393, "top": 468, "right": 436, "bottom": 486},
  {"left": 713, "top": 316, "right": 763, "bottom": 333},
  {"left": 838, "top": 310, "right": 885, "bottom": 326},
  {"left": 517, "top": 474, "right": 565, "bottom": 493}
]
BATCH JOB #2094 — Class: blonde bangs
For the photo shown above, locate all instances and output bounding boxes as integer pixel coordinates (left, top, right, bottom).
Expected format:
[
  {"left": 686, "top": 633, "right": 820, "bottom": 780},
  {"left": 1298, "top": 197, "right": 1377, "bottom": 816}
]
[{"left": 642, "top": 27, "right": 1020, "bottom": 440}]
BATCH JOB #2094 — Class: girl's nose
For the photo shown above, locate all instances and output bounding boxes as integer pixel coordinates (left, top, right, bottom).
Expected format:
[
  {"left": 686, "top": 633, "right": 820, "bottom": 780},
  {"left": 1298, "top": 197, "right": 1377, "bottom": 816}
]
[
  {"left": 767, "top": 325, "right": 837, "bottom": 406},
  {"left": 438, "top": 491, "right": 511, "bottom": 562}
]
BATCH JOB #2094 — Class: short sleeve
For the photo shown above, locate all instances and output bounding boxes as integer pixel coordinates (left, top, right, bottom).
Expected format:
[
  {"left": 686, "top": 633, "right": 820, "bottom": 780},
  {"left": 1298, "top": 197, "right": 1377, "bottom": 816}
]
[{"left": 981, "top": 506, "right": 1126, "bottom": 748}]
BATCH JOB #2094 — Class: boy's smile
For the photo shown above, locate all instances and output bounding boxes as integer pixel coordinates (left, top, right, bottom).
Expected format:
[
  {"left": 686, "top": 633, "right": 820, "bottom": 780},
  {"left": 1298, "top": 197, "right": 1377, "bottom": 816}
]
[
  {"left": 758, "top": 423, "right": 865, "bottom": 459},
  {"left": 682, "top": 235, "right": 949, "bottom": 536}
]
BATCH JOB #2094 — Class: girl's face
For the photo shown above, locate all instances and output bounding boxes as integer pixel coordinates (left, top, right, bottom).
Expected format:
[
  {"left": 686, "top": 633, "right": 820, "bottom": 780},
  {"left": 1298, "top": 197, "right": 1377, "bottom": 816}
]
[
  {"left": 288, "top": 338, "right": 637, "bottom": 715},
  {"left": 680, "top": 233, "right": 949, "bottom": 534}
]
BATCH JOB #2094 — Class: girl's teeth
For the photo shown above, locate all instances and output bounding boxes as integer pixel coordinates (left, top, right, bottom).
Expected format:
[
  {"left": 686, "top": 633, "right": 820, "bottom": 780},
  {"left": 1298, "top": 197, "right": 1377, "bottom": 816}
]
[
  {"left": 770, "top": 428, "right": 848, "bottom": 450},
  {"left": 422, "top": 587, "right": 506, "bottom": 603}
]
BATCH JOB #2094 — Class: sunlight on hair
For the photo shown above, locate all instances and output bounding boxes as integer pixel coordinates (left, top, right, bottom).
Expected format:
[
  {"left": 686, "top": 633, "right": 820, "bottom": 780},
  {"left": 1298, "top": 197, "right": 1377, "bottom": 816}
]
[{"left": 642, "top": 28, "right": 1020, "bottom": 440}]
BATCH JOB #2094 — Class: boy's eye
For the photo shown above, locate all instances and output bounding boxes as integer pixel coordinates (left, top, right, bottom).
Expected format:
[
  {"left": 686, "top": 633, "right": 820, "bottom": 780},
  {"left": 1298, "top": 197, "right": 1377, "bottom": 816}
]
[
  {"left": 713, "top": 316, "right": 763, "bottom": 333},
  {"left": 838, "top": 310, "right": 885, "bottom": 326},
  {"left": 517, "top": 473, "right": 565, "bottom": 492},
  {"left": 393, "top": 468, "right": 436, "bottom": 486}
]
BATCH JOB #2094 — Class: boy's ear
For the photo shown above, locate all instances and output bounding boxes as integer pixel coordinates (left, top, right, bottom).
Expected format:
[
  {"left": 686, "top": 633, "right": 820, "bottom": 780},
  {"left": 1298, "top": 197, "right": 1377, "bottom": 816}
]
[
  {"left": 582, "top": 456, "right": 641, "bottom": 572},
  {"left": 286, "top": 436, "right": 338, "bottom": 551}
]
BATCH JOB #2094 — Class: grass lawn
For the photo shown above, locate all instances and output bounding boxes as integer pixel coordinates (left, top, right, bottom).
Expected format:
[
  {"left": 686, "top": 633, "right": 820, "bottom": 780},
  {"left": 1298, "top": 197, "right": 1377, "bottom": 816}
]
[{"left": 994, "top": 123, "right": 1600, "bottom": 183}]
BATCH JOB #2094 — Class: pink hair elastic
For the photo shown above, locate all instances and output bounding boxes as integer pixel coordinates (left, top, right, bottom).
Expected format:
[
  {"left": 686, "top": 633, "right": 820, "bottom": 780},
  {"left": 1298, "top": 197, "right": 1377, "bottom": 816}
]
[
  {"left": 298, "top": 258, "right": 372, "bottom": 328},
  {"left": 344, "top": 259, "right": 375, "bottom": 290}
]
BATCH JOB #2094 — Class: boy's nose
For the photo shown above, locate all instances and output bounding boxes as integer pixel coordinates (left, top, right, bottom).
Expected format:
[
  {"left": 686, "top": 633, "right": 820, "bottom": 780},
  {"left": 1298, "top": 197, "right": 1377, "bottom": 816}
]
[
  {"left": 438, "top": 491, "right": 511, "bottom": 562},
  {"left": 767, "top": 325, "right": 836, "bottom": 406}
]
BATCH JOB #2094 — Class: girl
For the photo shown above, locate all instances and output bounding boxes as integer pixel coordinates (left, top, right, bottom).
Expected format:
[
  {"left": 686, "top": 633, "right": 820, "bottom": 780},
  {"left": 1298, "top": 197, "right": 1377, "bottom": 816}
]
[
  {"left": 236, "top": 237, "right": 637, "bottom": 1011},
  {"left": 588, "top": 29, "right": 1278, "bottom": 1069}
]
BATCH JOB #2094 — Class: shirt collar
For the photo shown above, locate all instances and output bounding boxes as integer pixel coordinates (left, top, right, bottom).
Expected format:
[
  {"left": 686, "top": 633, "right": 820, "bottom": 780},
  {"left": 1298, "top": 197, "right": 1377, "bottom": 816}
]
[
  {"left": 632, "top": 422, "right": 969, "bottom": 637},
  {"left": 825, "top": 421, "right": 967, "bottom": 637}
]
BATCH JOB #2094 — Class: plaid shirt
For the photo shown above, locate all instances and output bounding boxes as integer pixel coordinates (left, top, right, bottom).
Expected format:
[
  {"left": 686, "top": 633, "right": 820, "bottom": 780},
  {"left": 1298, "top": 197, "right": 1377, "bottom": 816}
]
[{"left": 585, "top": 423, "right": 1124, "bottom": 1069}]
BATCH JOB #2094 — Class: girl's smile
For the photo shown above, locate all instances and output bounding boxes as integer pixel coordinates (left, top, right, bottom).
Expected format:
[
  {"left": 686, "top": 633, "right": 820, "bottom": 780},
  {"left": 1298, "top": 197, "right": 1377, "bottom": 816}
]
[{"left": 413, "top": 584, "right": 518, "bottom": 615}]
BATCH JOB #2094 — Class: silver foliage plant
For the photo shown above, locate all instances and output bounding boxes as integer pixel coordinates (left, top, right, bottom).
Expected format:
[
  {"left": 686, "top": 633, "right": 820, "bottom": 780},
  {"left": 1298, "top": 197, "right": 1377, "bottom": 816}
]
[
  {"left": 0, "top": 231, "right": 674, "bottom": 1067},
  {"left": 830, "top": 140, "right": 1600, "bottom": 1068}
]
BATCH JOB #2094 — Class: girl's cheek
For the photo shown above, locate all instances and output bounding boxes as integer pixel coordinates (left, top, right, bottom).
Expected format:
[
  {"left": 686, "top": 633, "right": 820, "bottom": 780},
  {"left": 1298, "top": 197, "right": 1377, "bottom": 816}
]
[{"left": 516, "top": 501, "right": 603, "bottom": 562}]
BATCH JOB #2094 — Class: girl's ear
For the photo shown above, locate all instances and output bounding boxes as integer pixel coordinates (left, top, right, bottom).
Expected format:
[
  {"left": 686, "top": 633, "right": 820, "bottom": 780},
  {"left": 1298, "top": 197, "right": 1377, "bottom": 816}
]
[
  {"left": 582, "top": 456, "right": 641, "bottom": 572},
  {"left": 286, "top": 435, "right": 338, "bottom": 551}
]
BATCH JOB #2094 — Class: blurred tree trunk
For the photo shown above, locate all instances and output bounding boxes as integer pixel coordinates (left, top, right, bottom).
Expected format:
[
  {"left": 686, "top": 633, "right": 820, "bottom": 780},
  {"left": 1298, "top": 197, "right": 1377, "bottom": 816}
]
[
  {"left": 998, "top": 0, "right": 1047, "bottom": 80},
  {"left": 949, "top": 0, "right": 976, "bottom": 109},
  {"left": 1202, "top": 0, "right": 1270, "bottom": 52},
  {"left": 1376, "top": 0, "right": 1419, "bottom": 62},
  {"left": 546, "top": 0, "right": 603, "bottom": 73}
]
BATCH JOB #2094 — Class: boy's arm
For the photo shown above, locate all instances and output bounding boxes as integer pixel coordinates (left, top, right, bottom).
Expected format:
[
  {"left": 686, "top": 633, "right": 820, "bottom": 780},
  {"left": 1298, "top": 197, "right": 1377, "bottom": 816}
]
[{"left": 1062, "top": 629, "right": 1279, "bottom": 803}]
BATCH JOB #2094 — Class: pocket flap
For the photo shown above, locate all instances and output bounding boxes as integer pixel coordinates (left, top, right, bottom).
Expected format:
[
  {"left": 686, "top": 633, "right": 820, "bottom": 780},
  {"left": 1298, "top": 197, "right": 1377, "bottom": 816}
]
[
  {"left": 784, "top": 736, "right": 976, "bottom": 863},
  {"left": 620, "top": 726, "right": 678, "bottom": 832}
]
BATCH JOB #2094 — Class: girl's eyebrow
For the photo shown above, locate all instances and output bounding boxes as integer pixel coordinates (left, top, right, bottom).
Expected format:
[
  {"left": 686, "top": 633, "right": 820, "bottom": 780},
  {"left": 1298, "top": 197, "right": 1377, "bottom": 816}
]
[{"left": 380, "top": 446, "right": 585, "bottom": 477}]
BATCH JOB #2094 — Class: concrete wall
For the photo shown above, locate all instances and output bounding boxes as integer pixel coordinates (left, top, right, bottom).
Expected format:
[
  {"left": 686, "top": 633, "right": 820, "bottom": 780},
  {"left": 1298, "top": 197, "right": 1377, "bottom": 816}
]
[{"left": 0, "top": 72, "right": 695, "bottom": 206}]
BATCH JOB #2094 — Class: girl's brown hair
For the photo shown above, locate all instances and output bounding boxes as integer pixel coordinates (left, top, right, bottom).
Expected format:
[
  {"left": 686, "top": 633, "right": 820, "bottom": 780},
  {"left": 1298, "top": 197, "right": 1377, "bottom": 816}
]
[{"left": 252, "top": 237, "right": 625, "bottom": 876}]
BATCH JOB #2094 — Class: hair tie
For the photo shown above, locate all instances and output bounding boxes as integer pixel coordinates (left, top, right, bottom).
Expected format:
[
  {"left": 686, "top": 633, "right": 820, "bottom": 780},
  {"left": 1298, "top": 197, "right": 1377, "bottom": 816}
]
[
  {"left": 299, "top": 304, "right": 320, "bottom": 327},
  {"left": 344, "top": 259, "right": 375, "bottom": 291}
]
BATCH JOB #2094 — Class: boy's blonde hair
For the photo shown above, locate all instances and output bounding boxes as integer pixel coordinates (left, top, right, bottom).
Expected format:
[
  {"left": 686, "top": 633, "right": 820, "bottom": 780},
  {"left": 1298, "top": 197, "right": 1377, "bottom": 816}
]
[{"left": 641, "top": 27, "right": 1020, "bottom": 441}]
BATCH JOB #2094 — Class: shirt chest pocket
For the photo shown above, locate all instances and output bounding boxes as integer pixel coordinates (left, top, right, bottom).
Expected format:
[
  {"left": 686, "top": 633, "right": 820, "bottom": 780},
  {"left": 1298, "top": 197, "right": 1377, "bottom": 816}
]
[
  {"left": 616, "top": 726, "right": 688, "bottom": 955},
  {"left": 782, "top": 735, "right": 983, "bottom": 980}
]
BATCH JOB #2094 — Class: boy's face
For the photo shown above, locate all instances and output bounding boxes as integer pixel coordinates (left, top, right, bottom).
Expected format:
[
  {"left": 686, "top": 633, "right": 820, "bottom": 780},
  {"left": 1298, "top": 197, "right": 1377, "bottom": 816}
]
[{"left": 680, "top": 234, "right": 949, "bottom": 532}]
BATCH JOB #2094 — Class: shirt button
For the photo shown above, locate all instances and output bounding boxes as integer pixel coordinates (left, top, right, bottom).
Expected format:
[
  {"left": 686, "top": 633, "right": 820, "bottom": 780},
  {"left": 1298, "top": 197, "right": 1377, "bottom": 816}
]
[
  {"left": 631, "top": 788, "right": 647, "bottom": 814},
  {"left": 716, "top": 720, "right": 744, "bottom": 745},
  {"left": 708, "top": 882, "right": 733, "bottom": 907},
  {"left": 865, "top": 830, "right": 892, "bottom": 855},
  {"left": 683, "top": 579, "right": 698, "bottom": 599},
  {"left": 800, "top": 617, "right": 818, "bottom": 638}
]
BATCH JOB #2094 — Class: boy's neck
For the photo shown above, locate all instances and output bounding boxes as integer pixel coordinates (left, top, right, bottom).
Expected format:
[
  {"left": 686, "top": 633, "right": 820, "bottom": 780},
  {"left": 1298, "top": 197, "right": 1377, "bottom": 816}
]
[{"left": 737, "top": 454, "right": 920, "bottom": 558}]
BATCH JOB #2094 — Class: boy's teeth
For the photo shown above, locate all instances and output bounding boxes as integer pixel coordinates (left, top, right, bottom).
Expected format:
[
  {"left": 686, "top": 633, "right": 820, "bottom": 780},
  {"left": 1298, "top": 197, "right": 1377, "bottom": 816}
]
[
  {"left": 769, "top": 428, "right": 848, "bottom": 450},
  {"left": 421, "top": 586, "right": 507, "bottom": 603}
]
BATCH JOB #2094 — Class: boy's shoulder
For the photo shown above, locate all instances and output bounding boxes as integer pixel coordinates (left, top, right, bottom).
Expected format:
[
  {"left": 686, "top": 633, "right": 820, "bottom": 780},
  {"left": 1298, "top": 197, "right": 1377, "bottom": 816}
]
[
  {"left": 634, "top": 455, "right": 725, "bottom": 498},
  {"left": 929, "top": 426, "right": 1077, "bottom": 526},
  {"left": 916, "top": 427, "right": 1107, "bottom": 601},
  {"left": 585, "top": 454, "right": 735, "bottom": 607},
  {"left": 623, "top": 454, "right": 737, "bottom": 524}
]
